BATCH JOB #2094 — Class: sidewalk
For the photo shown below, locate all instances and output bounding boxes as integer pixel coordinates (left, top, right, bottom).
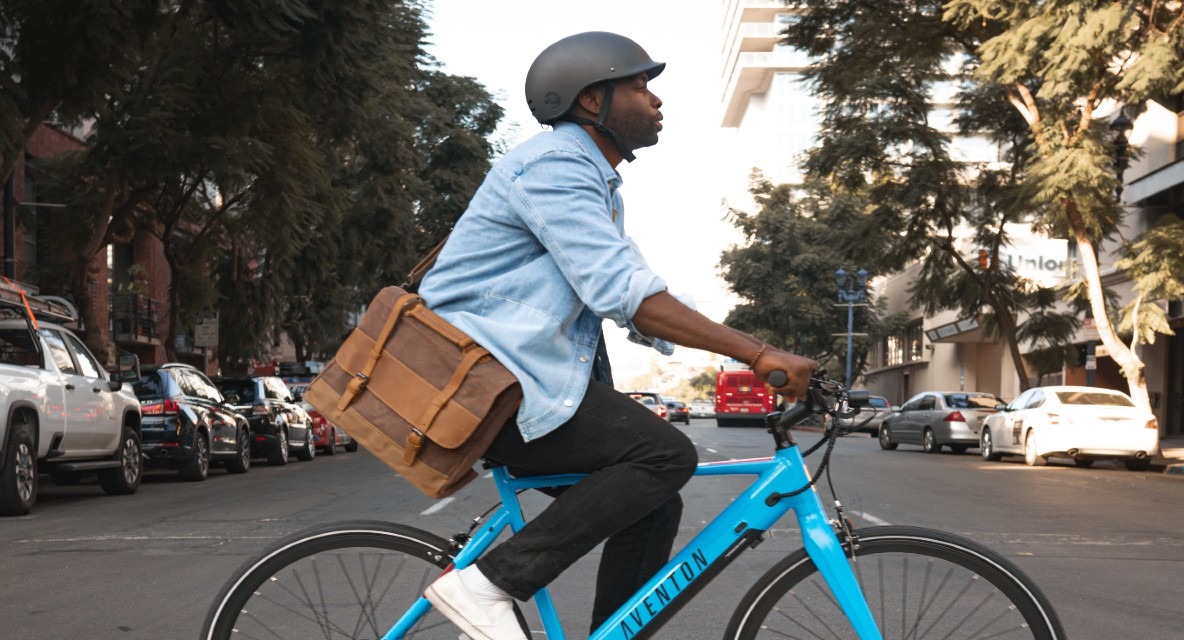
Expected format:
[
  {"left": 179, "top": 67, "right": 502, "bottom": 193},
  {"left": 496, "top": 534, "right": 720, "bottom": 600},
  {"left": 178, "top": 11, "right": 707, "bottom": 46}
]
[{"left": 1153, "top": 436, "right": 1184, "bottom": 477}]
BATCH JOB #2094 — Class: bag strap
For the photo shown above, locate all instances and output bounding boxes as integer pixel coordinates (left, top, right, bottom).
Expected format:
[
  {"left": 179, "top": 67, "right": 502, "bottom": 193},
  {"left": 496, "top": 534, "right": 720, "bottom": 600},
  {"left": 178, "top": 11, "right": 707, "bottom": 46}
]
[
  {"left": 402, "top": 234, "right": 449, "bottom": 293},
  {"left": 337, "top": 291, "right": 421, "bottom": 411},
  {"left": 403, "top": 345, "right": 489, "bottom": 464}
]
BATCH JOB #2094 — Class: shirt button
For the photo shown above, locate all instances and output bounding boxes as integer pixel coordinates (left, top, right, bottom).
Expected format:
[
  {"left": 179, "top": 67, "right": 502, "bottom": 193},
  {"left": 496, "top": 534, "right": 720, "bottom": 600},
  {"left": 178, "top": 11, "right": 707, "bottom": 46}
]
[
  {"left": 563, "top": 399, "right": 574, "bottom": 407},
  {"left": 579, "top": 356, "right": 589, "bottom": 363}
]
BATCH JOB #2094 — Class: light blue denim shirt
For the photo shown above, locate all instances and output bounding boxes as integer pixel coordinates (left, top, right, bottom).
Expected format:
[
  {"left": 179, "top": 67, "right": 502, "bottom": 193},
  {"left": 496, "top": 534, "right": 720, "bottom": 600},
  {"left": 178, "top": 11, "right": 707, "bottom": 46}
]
[{"left": 419, "top": 122, "right": 669, "bottom": 441}]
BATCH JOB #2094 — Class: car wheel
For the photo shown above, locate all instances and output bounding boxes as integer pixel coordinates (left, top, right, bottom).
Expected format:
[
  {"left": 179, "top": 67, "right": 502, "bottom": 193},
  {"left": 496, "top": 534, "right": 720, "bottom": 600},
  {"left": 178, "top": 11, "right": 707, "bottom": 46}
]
[
  {"left": 268, "top": 428, "right": 290, "bottom": 466},
  {"left": 1124, "top": 457, "right": 1151, "bottom": 471},
  {"left": 344, "top": 438, "right": 359, "bottom": 453},
  {"left": 981, "top": 429, "right": 1002, "bottom": 462},
  {"left": 878, "top": 425, "right": 897, "bottom": 450},
  {"left": 922, "top": 429, "right": 941, "bottom": 454},
  {"left": 225, "top": 428, "right": 251, "bottom": 474},
  {"left": 0, "top": 423, "right": 38, "bottom": 516},
  {"left": 1073, "top": 458, "right": 1095, "bottom": 468},
  {"left": 295, "top": 424, "right": 316, "bottom": 462},
  {"left": 180, "top": 431, "right": 211, "bottom": 481},
  {"left": 322, "top": 428, "right": 338, "bottom": 456},
  {"left": 99, "top": 426, "right": 143, "bottom": 495},
  {"left": 1023, "top": 432, "right": 1047, "bottom": 467}
]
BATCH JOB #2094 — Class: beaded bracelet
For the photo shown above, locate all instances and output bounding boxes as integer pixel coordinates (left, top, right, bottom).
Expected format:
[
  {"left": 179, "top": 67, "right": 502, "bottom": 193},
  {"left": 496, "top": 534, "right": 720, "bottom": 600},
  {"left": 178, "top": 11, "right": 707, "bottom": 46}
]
[{"left": 748, "top": 343, "right": 768, "bottom": 370}]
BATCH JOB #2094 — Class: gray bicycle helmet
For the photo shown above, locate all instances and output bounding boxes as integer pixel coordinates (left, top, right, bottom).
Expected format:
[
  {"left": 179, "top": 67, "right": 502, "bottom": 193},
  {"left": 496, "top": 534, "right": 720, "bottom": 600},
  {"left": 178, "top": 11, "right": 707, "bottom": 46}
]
[{"left": 525, "top": 31, "right": 665, "bottom": 125}]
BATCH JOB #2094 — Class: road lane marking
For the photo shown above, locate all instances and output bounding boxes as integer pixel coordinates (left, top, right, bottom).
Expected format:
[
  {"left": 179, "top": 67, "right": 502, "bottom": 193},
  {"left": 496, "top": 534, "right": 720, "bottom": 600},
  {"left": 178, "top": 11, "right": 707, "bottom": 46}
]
[
  {"left": 420, "top": 497, "right": 454, "bottom": 516},
  {"left": 850, "top": 510, "right": 892, "bottom": 526}
]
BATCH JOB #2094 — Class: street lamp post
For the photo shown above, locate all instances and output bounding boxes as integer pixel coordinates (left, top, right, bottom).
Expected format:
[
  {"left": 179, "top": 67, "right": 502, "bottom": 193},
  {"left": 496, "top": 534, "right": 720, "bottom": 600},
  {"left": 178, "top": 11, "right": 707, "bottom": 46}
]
[{"left": 835, "top": 267, "right": 869, "bottom": 389}]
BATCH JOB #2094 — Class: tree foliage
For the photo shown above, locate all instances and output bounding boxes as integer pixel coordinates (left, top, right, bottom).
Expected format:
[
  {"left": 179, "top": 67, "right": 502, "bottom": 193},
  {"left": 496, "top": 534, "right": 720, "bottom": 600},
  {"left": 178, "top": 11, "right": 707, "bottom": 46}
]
[
  {"left": 776, "top": 0, "right": 1181, "bottom": 402},
  {"left": 720, "top": 173, "right": 903, "bottom": 380},
  {"left": 5, "top": 0, "right": 502, "bottom": 368}
]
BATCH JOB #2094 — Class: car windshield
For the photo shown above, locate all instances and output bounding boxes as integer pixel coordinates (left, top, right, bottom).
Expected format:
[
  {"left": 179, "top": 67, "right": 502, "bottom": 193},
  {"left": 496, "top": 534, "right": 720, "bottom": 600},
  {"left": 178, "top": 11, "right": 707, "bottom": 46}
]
[
  {"left": 133, "top": 372, "right": 167, "bottom": 399},
  {"left": 944, "top": 393, "right": 1001, "bottom": 409},
  {"left": 1054, "top": 390, "right": 1134, "bottom": 407},
  {"left": 217, "top": 380, "right": 257, "bottom": 402},
  {"left": 868, "top": 397, "right": 889, "bottom": 408}
]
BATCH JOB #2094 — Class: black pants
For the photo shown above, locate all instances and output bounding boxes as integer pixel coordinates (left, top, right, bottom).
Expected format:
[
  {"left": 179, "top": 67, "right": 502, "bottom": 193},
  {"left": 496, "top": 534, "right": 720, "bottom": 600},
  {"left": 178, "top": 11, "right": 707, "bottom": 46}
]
[{"left": 477, "top": 379, "right": 698, "bottom": 630}]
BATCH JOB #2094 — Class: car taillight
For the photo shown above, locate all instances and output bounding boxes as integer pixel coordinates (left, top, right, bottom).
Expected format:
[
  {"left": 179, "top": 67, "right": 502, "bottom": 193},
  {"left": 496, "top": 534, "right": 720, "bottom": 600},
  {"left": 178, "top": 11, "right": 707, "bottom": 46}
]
[
  {"left": 658, "top": 406, "right": 668, "bottom": 418},
  {"left": 252, "top": 403, "right": 269, "bottom": 415},
  {"left": 943, "top": 411, "right": 966, "bottom": 423},
  {"left": 1146, "top": 418, "right": 1159, "bottom": 430},
  {"left": 141, "top": 399, "right": 180, "bottom": 415}
]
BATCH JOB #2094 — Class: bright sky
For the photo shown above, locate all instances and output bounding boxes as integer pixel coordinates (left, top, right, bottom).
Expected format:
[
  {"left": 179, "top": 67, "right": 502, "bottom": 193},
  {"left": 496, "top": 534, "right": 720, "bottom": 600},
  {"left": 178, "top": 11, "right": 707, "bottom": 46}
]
[{"left": 424, "top": 1, "right": 744, "bottom": 382}]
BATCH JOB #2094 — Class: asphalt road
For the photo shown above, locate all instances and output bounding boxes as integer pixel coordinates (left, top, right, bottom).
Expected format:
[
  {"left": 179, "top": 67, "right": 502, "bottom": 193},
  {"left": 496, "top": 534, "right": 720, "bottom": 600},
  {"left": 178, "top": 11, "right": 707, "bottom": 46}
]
[{"left": 3, "top": 418, "right": 1181, "bottom": 639}]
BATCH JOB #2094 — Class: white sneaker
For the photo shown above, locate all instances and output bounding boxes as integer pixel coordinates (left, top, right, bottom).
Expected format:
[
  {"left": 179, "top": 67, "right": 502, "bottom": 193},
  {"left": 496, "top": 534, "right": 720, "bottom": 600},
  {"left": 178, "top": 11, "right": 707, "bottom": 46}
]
[{"left": 425, "top": 571, "right": 527, "bottom": 640}]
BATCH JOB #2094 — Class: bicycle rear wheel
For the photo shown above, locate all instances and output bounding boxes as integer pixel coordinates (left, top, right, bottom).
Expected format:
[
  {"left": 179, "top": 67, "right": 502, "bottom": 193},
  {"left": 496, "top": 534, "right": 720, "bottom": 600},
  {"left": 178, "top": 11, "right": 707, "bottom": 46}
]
[
  {"left": 202, "top": 520, "right": 457, "bottom": 640},
  {"left": 726, "top": 525, "right": 1066, "bottom": 639}
]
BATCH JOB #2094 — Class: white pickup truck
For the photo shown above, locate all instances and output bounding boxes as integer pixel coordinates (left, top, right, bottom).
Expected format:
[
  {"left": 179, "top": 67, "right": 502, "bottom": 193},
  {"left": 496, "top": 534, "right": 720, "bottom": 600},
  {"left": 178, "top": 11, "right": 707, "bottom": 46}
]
[{"left": 0, "top": 284, "right": 143, "bottom": 516}]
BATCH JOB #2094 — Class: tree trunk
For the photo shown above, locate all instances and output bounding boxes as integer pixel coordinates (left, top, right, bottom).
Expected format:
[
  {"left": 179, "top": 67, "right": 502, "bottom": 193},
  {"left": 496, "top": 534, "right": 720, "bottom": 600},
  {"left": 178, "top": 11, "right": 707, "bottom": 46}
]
[
  {"left": 1065, "top": 200, "right": 1151, "bottom": 413},
  {"left": 70, "top": 261, "right": 114, "bottom": 366}
]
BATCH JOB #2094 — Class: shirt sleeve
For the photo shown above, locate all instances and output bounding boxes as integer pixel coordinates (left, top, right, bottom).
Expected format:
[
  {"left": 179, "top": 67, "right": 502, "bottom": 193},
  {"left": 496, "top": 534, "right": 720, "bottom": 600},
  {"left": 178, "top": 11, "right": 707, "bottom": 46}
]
[{"left": 510, "top": 149, "right": 667, "bottom": 327}]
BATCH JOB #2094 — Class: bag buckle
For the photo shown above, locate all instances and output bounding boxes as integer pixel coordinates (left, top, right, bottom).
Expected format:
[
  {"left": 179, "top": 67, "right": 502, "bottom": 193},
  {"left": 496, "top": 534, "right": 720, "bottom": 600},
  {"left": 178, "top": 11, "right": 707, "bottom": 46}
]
[{"left": 404, "top": 427, "right": 425, "bottom": 464}]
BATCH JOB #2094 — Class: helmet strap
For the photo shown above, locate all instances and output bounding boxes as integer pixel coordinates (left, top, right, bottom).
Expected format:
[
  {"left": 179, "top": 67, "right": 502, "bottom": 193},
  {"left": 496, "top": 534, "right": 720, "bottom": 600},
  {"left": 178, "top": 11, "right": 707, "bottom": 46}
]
[{"left": 560, "top": 83, "right": 637, "bottom": 163}]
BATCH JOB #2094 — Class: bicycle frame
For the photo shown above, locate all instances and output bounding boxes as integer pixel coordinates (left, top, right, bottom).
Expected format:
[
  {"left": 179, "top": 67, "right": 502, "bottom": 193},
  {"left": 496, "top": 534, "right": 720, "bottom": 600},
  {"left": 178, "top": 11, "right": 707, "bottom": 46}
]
[{"left": 385, "top": 440, "right": 883, "bottom": 640}]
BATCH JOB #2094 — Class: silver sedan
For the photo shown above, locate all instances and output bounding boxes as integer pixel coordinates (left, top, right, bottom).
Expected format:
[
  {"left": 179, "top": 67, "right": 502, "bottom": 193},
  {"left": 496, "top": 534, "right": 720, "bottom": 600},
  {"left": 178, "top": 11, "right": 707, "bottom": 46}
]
[{"left": 879, "top": 391, "right": 1005, "bottom": 454}]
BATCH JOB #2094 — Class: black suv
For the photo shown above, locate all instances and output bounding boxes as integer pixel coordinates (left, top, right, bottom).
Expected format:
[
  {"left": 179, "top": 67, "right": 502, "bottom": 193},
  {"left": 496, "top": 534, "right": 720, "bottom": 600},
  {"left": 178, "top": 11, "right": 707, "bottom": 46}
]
[
  {"left": 134, "top": 364, "right": 251, "bottom": 481},
  {"left": 213, "top": 376, "right": 314, "bottom": 466}
]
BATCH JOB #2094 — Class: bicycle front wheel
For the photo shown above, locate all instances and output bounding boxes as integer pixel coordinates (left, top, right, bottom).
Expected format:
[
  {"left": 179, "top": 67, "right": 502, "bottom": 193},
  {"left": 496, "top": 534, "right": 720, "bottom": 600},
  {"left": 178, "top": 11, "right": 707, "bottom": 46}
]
[
  {"left": 202, "top": 520, "right": 457, "bottom": 640},
  {"left": 726, "top": 525, "right": 1066, "bottom": 640}
]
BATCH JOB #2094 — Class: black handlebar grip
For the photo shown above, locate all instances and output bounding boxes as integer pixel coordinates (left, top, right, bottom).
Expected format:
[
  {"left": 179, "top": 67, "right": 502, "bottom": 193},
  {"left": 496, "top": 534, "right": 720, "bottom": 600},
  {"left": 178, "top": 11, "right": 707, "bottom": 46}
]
[{"left": 766, "top": 370, "right": 788, "bottom": 387}]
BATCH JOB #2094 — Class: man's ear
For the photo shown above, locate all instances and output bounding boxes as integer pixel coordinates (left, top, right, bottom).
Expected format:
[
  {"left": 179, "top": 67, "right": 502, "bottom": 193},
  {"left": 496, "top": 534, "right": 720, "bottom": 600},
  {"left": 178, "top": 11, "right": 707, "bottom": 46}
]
[{"left": 574, "top": 85, "right": 605, "bottom": 117}]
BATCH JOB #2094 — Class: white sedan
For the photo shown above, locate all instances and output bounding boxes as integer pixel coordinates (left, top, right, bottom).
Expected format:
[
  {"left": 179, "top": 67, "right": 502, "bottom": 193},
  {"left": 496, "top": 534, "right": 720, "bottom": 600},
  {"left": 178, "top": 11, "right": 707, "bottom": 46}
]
[{"left": 980, "top": 385, "right": 1160, "bottom": 470}]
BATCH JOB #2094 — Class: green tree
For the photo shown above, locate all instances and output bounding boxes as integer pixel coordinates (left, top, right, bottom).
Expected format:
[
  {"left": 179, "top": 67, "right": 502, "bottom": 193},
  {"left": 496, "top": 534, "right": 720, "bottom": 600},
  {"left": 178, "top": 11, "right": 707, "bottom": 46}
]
[
  {"left": 784, "top": 1, "right": 1078, "bottom": 392},
  {"left": 942, "top": 0, "right": 1184, "bottom": 411},
  {"left": 721, "top": 173, "right": 900, "bottom": 382},
  {"left": 21, "top": 0, "right": 501, "bottom": 367},
  {"left": 784, "top": 0, "right": 1177, "bottom": 403}
]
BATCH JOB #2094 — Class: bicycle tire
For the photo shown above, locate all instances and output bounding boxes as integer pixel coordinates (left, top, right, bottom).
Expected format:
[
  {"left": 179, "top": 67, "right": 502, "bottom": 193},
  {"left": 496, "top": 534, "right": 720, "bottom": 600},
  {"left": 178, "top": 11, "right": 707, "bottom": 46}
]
[
  {"left": 725, "top": 525, "right": 1066, "bottom": 640},
  {"left": 202, "top": 520, "right": 457, "bottom": 640}
]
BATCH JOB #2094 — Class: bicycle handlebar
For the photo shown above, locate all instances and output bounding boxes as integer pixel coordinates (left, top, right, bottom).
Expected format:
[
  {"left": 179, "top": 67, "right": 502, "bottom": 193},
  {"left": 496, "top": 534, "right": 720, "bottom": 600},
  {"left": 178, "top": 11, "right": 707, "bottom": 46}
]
[{"left": 765, "top": 370, "right": 869, "bottom": 430}]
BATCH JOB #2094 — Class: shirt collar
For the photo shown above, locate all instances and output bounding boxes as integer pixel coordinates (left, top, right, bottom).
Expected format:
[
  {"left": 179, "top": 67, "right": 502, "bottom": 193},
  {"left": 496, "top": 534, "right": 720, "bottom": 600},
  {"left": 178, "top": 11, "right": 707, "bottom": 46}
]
[{"left": 553, "top": 121, "right": 623, "bottom": 188}]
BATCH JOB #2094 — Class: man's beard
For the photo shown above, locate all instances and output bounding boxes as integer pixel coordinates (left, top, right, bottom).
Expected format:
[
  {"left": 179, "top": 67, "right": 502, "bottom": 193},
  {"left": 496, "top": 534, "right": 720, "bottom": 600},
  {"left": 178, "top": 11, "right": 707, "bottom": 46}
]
[{"left": 604, "top": 110, "right": 659, "bottom": 154}]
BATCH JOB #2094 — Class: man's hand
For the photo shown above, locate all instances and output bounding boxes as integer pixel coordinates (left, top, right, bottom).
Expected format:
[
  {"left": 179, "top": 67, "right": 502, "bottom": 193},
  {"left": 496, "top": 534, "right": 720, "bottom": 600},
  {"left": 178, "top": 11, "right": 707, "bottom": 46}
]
[{"left": 755, "top": 349, "right": 817, "bottom": 403}]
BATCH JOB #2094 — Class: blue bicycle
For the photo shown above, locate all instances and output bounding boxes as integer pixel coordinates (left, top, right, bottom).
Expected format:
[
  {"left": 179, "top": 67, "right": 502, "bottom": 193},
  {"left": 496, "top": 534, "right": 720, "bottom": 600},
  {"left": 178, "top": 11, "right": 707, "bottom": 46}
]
[{"left": 202, "top": 372, "right": 1065, "bottom": 639}]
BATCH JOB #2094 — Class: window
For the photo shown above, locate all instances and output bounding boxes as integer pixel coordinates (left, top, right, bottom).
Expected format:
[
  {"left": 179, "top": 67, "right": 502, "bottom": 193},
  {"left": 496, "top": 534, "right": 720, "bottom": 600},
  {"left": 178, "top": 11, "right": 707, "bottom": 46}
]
[
  {"left": 40, "top": 329, "right": 77, "bottom": 374},
  {"left": 918, "top": 395, "right": 936, "bottom": 410},
  {"left": 884, "top": 335, "right": 904, "bottom": 367},
  {"left": 0, "top": 329, "right": 41, "bottom": 367},
  {"left": 906, "top": 323, "right": 924, "bottom": 361},
  {"left": 63, "top": 333, "right": 103, "bottom": 379}
]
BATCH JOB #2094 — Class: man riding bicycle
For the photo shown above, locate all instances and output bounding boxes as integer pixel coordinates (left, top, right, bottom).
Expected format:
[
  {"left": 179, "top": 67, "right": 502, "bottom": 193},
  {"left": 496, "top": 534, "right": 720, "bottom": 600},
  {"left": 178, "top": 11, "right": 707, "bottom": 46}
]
[{"left": 420, "top": 31, "right": 816, "bottom": 640}]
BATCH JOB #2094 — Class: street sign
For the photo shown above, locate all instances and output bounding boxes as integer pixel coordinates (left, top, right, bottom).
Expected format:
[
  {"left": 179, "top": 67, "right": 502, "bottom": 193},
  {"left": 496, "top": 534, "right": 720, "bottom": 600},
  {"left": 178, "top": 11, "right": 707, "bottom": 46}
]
[{"left": 194, "top": 311, "right": 219, "bottom": 347}]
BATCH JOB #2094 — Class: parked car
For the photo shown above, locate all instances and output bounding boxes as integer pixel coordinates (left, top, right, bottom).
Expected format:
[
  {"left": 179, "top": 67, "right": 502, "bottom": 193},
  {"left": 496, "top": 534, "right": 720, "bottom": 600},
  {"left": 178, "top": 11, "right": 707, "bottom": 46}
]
[
  {"left": 0, "top": 290, "right": 144, "bottom": 515},
  {"left": 837, "top": 394, "right": 892, "bottom": 435},
  {"left": 879, "top": 391, "right": 1004, "bottom": 453},
  {"left": 979, "top": 385, "right": 1159, "bottom": 469},
  {"left": 665, "top": 400, "right": 690, "bottom": 424},
  {"left": 688, "top": 400, "right": 715, "bottom": 419},
  {"left": 213, "top": 376, "right": 315, "bottom": 465},
  {"left": 288, "top": 384, "right": 358, "bottom": 455},
  {"left": 624, "top": 391, "right": 668, "bottom": 420},
  {"left": 134, "top": 363, "right": 251, "bottom": 481}
]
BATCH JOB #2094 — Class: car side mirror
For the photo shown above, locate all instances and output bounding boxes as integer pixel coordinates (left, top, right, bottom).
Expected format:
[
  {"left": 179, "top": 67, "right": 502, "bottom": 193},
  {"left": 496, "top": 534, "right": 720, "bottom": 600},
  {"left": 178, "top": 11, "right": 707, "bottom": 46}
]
[{"left": 116, "top": 353, "right": 141, "bottom": 382}]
